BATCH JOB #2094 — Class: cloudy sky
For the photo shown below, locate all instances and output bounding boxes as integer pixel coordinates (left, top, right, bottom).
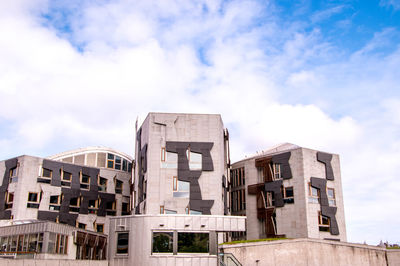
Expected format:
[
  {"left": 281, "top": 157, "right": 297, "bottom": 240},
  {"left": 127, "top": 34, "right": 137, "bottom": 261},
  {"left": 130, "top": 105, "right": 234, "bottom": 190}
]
[{"left": 1, "top": 0, "right": 400, "bottom": 244}]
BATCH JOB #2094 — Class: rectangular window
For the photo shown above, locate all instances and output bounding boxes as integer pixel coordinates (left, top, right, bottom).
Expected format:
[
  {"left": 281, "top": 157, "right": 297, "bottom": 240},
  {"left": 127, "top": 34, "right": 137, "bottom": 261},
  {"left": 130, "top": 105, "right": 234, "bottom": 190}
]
[
  {"left": 27, "top": 192, "right": 39, "bottom": 208},
  {"left": 62, "top": 171, "right": 72, "bottom": 181},
  {"left": 160, "top": 205, "right": 164, "bottom": 214},
  {"left": 161, "top": 147, "right": 166, "bottom": 162},
  {"left": 273, "top": 163, "right": 281, "bottom": 179},
  {"left": 115, "top": 180, "right": 123, "bottom": 194},
  {"left": 115, "top": 156, "right": 122, "bottom": 170},
  {"left": 173, "top": 176, "right": 178, "bottom": 191},
  {"left": 122, "top": 202, "right": 129, "bottom": 215},
  {"left": 318, "top": 211, "right": 330, "bottom": 232},
  {"left": 96, "top": 223, "right": 104, "bottom": 233},
  {"left": 308, "top": 183, "right": 320, "bottom": 204},
  {"left": 188, "top": 151, "right": 202, "bottom": 170},
  {"left": 42, "top": 168, "right": 52, "bottom": 178},
  {"left": 107, "top": 153, "right": 114, "bottom": 169},
  {"left": 88, "top": 199, "right": 98, "bottom": 214},
  {"left": 9, "top": 167, "right": 18, "bottom": 183},
  {"left": 106, "top": 201, "right": 116, "bottom": 216},
  {"left": 165, "top": 209, "right": 177, "bottom": 214},
  {"left": 327, "top": 188, "right": 336, "bottom": 206},
  {"left": 49, "top": 195, "right": 61, "bottom": 211},
  {"left": 122, "top": 159, "right": 127, "bottom": 171},
  {"left": 77, "top": 223, "right": 86, "bottom": 229},
  {"left": 173, "top": 180, "right": 190, "bottom": 198},
  {"left": 284, "top": 187, "right": 295, "bottom": 204},
  {"left": 98, "top": 177, "right": 107, "bottom": 192},
  {"left": 69, "top": 197, "right": 80, "bottom": 213},
  {"left": 178, "top": 233, "right": 209, "bottom": 253},
  {"left": 6, "top": 192, "right": 13, "bottom": 209},
  {"left": 80, "top": 174, "right": 90, "bottom": 189},
  {"left": 152, "top": 232, "right": 173, "bottom": 253},
  {"left": 161, "top": 152, "right": 178, "bottom": 168},
  {"left": 116, "top": 232, "right": 129, "bottom": 254}
]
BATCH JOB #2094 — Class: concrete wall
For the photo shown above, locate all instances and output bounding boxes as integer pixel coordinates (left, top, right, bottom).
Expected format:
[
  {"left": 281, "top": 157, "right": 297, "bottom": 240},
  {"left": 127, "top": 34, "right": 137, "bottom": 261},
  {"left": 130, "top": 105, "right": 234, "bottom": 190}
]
[
  {"left": 0, "top": 259, "right": 107, "bottom": 266},
  {"left": 221, "top": 238, "right": 400, "bottom": 266}
]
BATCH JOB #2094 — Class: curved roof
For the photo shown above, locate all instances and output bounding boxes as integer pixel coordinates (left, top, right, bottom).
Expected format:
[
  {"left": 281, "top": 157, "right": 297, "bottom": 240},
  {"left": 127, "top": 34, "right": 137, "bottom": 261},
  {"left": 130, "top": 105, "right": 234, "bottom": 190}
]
[{"left": 47, "top": 146, "right": 133, "bottom": 161}]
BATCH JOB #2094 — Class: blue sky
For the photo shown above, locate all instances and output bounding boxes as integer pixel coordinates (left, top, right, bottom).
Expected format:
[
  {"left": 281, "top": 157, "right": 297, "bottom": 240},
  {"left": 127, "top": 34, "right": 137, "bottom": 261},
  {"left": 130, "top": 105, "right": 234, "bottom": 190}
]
[{"left": 1, "top": 0, "right": 400, "bottom": 244}]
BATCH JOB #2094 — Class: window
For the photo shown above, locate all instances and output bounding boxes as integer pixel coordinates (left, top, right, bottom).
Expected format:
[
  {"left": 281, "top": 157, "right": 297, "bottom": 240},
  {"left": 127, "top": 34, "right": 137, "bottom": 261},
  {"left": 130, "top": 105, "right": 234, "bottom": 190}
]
[
  {"left": 69, "top": 197, "right": 80, "bottom": 213},
  {"left": 42, "top": 168, "right": 52, "bottom": 178},
  {"left": 161, "top": 147, "right": 166, "bottom": 162},
  {"left": 5, "top": 192, "right": 13, "bottom": 209},
  {"left": 47, "top": 233, "right": 67, "bottom": 254},
  {"left": 62, "top": 171, "right": 72, "bottom": 181},
  {"left": 189, "top": 210, "right": 202, "bottom": 215},
  {"left": 318, "top": 211, "right": 330, "bottom": 232},
  {"left": 284, "top": 187, "right": 294, "bottom": 204},
  {"left": 165, "top": 209, "right": 177, "bottom": 214},
  {"left": 27, "top": 192, "right": 39, "bottom": 208},
  {"left": 178, "top": 233, "right": 209, "bottom": 253},
  {"left": 115, "top": 180, "right": 123, "bottom": 194},
  {"left": 77, "top": 223, "right": 86, "bottom": 229},
  {"left": 160, "top": 206, "right": 164, "bottom": 214},
  {"left": 173, "top": 176, "right": 178, "bottom": 191},
  {"left": 98, "top": 177, "right": 107, "bottom": 192},
  {"left": 88, "top": 199, "right": 98, "bottom": 214},
  {"left": 327, "top": 188, "right": 336, "bottom": 206},
  {"left": 273, "top": 163, "right": 281, "bottom": 179},
  {"left": 115, "top": 156, "right": 122, "bottom": 170},
  {"left": 107, "top": 153, "right": 114, "bottom": 169},
  {"left": 173, "top": 180, "right": 190, "bottom": 198},
  {"left": 49, "top": 195, "right": 61, "bottom": 211},
  {"left": 80, "top": 174, "right": 90, "bottom": 189},
  {"left": 187, "top": 148, "right": 202, "bottom": 170},
  {"left": 96, "top": 223, "right": 104, "bottom": 233},
  {"left": 122, "top": 159, "right": 128, "bottom": 171},
  {"left": 116, "top": 232, "right": 129, "bottom": 254},
  {"left": 152, "top": 232, "right": 173, "bottom": 253},
  {"left": 106, "top": 201, "right": 116, "bottom": 216},
  {"left": 161, "top": 152, "right": 178, "bottom": 168},
  {"left": 9, "top": 167, "right": 17, "bottom": 183},
  {"left": 308, "top": 183, "right": 319, "bottom": 204},
  {"left": 122, "top": 202, "right": 129, "bottom": 215}
]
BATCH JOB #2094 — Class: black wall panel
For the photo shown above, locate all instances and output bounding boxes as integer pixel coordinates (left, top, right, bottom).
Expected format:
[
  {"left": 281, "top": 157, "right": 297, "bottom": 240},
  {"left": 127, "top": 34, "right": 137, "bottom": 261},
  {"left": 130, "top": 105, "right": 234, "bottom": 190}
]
[
  {"left": 272, "top": 152, "right": 292, "bottom": 179},
  {"left": 264, "top": 180, "right": 284, "bottom": 207},
  {"left": 0, "top": 158, "right": 17, "bottom": 219},
  {"left": 166, "top": 141, "right": 215, "bottom": 214},
  {"left": 317, "top": 152, "right": 334, "bottom": 180}
]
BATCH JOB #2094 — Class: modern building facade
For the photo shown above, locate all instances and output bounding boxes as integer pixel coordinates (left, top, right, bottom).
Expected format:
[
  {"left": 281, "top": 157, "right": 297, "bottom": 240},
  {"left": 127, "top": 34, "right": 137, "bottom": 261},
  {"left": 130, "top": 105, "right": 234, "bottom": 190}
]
[
  {"left": 230, "top": 143, "right": 347, "bottom": 242},
  {"left": 0, "top": 147, "right": 133, "bottom": 259},
  {"left": 107, "top": 113, "right": 245, "bottom": 265}
]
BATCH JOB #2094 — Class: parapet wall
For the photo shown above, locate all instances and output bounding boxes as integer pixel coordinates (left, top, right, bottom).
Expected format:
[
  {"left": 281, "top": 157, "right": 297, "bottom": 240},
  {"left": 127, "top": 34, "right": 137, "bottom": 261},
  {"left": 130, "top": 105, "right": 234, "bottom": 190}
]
[{"left": 220, "top": 238, "right": 400, "bottom": 266}]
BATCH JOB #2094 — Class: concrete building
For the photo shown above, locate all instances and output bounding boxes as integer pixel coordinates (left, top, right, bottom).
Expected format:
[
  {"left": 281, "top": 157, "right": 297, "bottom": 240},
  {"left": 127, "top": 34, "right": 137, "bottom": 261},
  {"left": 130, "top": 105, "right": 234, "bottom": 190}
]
[
  {"left": 107, "top": 113, "right": 245, "bottom": 266},
  {"left": 230, "top": 143, "right": 347, "bottom": 242},
  {"left": 0, "top": 147, "right": 133, "bottom": 259}
]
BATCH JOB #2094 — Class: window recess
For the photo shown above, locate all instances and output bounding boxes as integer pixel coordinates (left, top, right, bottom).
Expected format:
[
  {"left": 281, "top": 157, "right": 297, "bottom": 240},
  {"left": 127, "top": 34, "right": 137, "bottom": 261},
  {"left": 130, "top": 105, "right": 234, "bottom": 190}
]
[
  {"left": 5, "top": 192, "right": 14, "bottom": 209},
  {"left": 318, "top": 211, "right": 330, "bottom": 232},
  {"left": 98, "top": 176, "right": 107, "bottom": 192},
  {"left": 308, "top": 182, "right": 320, "bottom": 204},
  {"left": 27, "top": 192, "right": 39, "bottom": 208},
  {"left": 283, "top": 187, "right": 294, "bottom": 204},
  {"left": 69, "top": 196, "right": 81, "bottom": 213},
  {"left": 327, "top": 188, "right": 336, "bottom": 206},
  {"left": 115, "top": 179, "right": 123, "bottom": 194},
  {"left": 49, "top": 195, "right": 61, "bottom": 211},
  {"left": 173, "top": 180, "right": 190, "bottom": 198}
]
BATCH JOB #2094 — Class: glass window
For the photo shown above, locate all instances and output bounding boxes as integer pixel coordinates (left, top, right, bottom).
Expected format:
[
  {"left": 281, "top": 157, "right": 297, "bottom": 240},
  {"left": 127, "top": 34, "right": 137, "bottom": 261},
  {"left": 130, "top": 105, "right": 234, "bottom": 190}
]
[
  {"left": 6, "top": 192, "right": 13, "bottom": 209},
  {"left": 327, "top": 188, "right": 336, "bottom": 206},
  {"left": 173, "top": 180, "right": 190, "bottom": 198},
  {"left": 161, "top": 152, "right": 178, "bottom": 168},
  {"left": 48, "top": 233, "right": 56, "bottom": 253},
  {"left": 318, "top": 211, "right": 330, "bottom": 232},
  {"left": 49, "top": 195, "right": 61, "bottom": 211},
  {"left": 308, "top": 183, "right": 320, "bottom": 204},
  {"left": 284, "top": 187, "right": 294, "bottom": 204},
  {"left": 188, "top": 151, "right": 202, "bottom": 170},
  {"left": 98, "top": 177, "right": 107, "bottom": 192},
  {"left": 178, "top": 233, "right": 209, "bottom": 253},
  {"left": 152, "top": 232, "right": 173, "bottom": 253},
  {"left": 115, "top": 156, "right": 122, "bottom": 170},
  {"left": 96, "top": 224, "right": 104, "bottom": 233},
  {"left": 50, "top": 195, "right": 59, "bottom": 204},
  {"left": 78, "top": 223, "right": 86, "bottom": 229},
  {"left": 42, "top": 168, "right": 52, "bottom": 178},
  {"left": 10, "top": 167, "right": 17, "bottom": 177},
  {"left": 116, "top": 232, "right": 129, "bottom": 254},
  {"left": 28, "top": 192, "right": 38, "bottom": 202},
  {"left": 189, "top": 210, "right": 202, "bottom": 215},
  {"left": 10, "top": 235, "right": 17, "bottom": 252},
  {"left": 122, "top": 159, "right": 127, "bottom": 171},
  {"left": 115, "top": 180, "right": 123, "bottom": 194},
  {"left": 28, "top": 234, "right": 38, "bottom": 252},
  {"left": 63, "top": 171, "right": 72, "bottom": 181},
  {"left": 107, "top": 153, "right": 115, "bottom": 169},
  {"left": 273, "top": 163, "right": 281, "bottom": 179},
  {"left": 160, "top": 148, "right": 166, "bottom": 162},
  {"left": 165, "top": 210, "right": 177, "bottom": 214}
]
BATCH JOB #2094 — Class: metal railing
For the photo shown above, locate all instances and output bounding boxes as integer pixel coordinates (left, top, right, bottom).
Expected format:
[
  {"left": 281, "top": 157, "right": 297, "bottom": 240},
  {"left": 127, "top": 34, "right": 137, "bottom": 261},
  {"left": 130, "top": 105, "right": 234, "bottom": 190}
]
[{"left": 218, "top": 252, "right": 242, "bottom": 266}]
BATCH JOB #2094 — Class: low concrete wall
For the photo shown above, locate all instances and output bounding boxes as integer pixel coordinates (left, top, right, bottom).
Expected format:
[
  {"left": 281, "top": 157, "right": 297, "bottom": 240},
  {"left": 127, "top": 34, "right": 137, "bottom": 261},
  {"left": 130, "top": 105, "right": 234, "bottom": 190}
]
[
  {"left": 221, "top": 238, "right": 400, "bottom": 266},
  {"left": 0, "top": 259, "right": 108, "bottom": 266}
]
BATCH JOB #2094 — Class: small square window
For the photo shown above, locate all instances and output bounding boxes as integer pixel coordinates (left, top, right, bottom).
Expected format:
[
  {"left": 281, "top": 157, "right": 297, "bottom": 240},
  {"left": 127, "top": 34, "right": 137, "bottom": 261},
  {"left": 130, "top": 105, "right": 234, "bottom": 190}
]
[
  {"left": 284, "top": 187, "right": 294, "bottom": 204},
  {"left": 96, "top": 223, "right": 104, "bottom": 233},
  {"left": 42, "top": 168, "right": 52, "bottom": 178},
  {"left": 27, "top": 192, "right": 39, "bottom": 208},
  {"left": 78, "top": 223, "right": 86, "bottom": 229},
  {"left": 63, "top": 171, "right": 72, "bottom": 181}
]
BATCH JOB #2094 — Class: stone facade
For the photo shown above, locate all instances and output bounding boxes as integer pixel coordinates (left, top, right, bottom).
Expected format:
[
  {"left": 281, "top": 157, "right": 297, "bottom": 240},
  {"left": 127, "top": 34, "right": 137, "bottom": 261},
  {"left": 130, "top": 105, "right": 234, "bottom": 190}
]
[{"left": 231, "top": 143, "right": 347, "bottom": 242}]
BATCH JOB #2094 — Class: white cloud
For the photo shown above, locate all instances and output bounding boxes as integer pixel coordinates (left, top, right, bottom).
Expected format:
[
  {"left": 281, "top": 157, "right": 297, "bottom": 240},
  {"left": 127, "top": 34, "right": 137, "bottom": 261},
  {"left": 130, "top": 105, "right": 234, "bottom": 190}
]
[{"left": 0, "top": 0, "right": 400, "bottom": 245}]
